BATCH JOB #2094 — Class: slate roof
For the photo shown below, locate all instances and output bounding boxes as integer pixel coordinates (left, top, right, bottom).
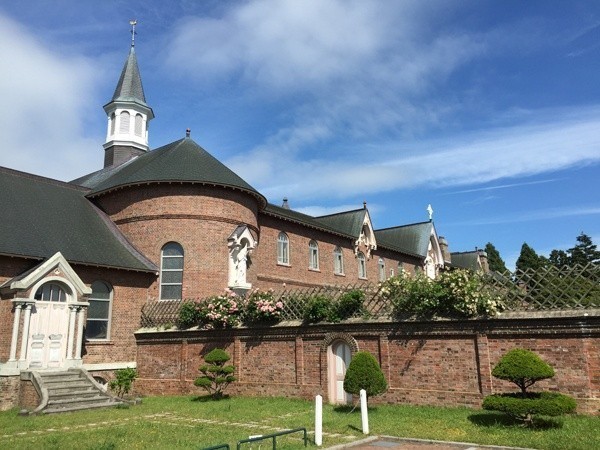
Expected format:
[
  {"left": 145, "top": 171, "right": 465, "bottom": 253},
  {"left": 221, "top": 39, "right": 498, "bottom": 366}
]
[
  {"left": 450, "top": 251, "right": 481, "bottom": 271},
  {"left": 84, "top": 138, "right": 266, "bottom": 206},
  {"left": 111, "top": 47, "right": 148, "bottom": 106},
  {"left": 0, "top": 167, "right": 157, "bottom": 272},
  {"left": 262, "top": 204, "right": 351, "bottom": 237},
  {"left": 374, "top": 222, "right": 433, "bottom": 259},
  {"left": 314, "top": 209, "right": 366, "bottom": 237}
]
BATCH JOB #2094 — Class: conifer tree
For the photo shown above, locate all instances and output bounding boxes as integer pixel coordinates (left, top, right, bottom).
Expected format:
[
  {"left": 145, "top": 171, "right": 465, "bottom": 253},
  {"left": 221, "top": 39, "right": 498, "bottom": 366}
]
[
  {"left": 484, "top": 242, "right": 508, "bottom": 273},
  {"left": 515, "top": 243, "right": 546, "bottom": 273},
  {"left": 568, "top": 232, "right": 599, "bottom": 266}
]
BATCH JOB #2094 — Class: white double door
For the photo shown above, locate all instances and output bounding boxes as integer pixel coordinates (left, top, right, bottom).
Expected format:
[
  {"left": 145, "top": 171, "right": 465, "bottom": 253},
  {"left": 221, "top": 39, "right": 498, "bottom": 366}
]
[
  {"left": 330, "top": 342, "right": 352, "bottom": 404},
  {"left": 27, "top": 301, "right": 70, "bottom": 369}
]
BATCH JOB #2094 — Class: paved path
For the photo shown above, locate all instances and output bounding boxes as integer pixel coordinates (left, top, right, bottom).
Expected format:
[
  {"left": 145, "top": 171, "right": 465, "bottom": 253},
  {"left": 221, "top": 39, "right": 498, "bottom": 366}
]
[{"left": 329, "top": 436, "right": 536, "bottom": 450}]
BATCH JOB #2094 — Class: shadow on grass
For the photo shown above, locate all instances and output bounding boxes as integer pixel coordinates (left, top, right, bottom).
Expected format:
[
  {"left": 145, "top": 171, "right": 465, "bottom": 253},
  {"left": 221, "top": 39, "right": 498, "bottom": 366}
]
[
  {"left": 333, "top": 405, "right": 378, "bottom": 414},
  {"left": 191, "top": 394, "right": 231, "bottom": 402},
  {"left": 468, "top": 412, "right": 564, "bottom": 429}
]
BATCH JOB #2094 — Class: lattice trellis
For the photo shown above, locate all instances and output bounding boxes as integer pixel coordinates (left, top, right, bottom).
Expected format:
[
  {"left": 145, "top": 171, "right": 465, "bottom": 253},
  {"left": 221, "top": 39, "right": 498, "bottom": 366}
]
[{"left": 140, "top": 263, "right": 599, "bottom": 328}]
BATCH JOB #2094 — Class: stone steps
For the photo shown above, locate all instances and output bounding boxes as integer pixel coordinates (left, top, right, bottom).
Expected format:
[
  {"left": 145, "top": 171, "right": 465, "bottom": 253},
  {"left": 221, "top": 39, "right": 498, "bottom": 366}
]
[{"left": 33, "top": 369, "right": 124, "bottom": 414}]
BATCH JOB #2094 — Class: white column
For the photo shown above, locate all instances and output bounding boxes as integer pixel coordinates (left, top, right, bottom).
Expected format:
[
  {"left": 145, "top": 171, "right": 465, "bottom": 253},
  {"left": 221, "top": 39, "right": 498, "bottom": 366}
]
[
  {"left": 315, "top": 395, "right": 323, "bottom": 446},
  {"left": 18, "top": 303, "right": 33, "bottom": 363},
  {"left": 8, "top": 303, "right": 22, "bottom": 362},
  {"left": 66, "top": 305, "right": 77, "bottom": 360},
  {"left": 75, "top": 306, "right": 86, "bottom": 361},
  {"left": 360, "top": 389, "right": 369, "bottom": 435}
]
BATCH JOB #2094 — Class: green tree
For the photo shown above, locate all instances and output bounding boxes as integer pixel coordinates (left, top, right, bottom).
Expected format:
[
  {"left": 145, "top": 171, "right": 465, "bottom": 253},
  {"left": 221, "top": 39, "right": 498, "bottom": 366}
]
[
  {"left": 568, "top": 232, "right": 600, "bottom": 266},
  {"left": 515, "top": 243, "right": 547, "bottom": 273},
  {"left": 343, "top": 351, "right": 387, "bottom": 399},
  {"left": 549, "top": 249, "right": 570, "bottom": 268},
  {"left": 194, "top": 348, "right": 236, "bottom": 399},
  {"left": 484, "top": 242, "right": 508, "bottom": 273}
]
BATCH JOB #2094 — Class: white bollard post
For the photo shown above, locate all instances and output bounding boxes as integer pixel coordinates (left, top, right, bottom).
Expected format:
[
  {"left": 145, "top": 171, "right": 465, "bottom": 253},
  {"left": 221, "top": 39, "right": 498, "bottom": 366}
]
[
  {"left": 360, "top": 389, "right": 369, "bottom": 435},
  {"left": 315, "top": 395, "right": 323, "bottom": 446}
]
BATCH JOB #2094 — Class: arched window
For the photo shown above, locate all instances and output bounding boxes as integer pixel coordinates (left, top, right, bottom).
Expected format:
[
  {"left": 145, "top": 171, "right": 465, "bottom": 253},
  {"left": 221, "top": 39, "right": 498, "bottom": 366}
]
[
  {"left": 357, "top": 252, "right": 367, "bottom": 279},
  {"left": 34, "top": 282, "right": 67, "bottom": 302},
  {"left": 277, "top": 232, "right": 289, "bottom": 265},
  {"left": 334, "top": 246, "right": 344, "bottom": 275},
  {"left": 110, "top": 112, "right": 116, "bottom": 136},
  {"left": 309, "top": 240, "right": 319, "bottom": 270},
  {"left": 119, "top": 111, "right": 130, "bottom": 134},
  {"left": 134, "top": 114, "right": 143, "bottom": 136},
  {"left": 86, "top": 281, "right": 113, "bottom": 340},
  {"left": 160, "top": 242, "right": 184, "bottom": 300},
  {"left": 378, "top": 257, "right": 386, "bottom": 282}
]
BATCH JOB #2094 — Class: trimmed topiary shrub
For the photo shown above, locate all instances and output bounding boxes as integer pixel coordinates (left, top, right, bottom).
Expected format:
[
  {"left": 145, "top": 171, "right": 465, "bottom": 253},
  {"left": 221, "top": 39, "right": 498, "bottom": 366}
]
[
  {"left": 483, "top": 348, "right": 576, "bottom": 425},
  {"left": 483, "top": 392, "right": 577, "bottom": 419},
  {"left": 491, "top": 348, "right": 555, "bottom": 395},
  {"left": 194, "top": 348, "right": 236, "bottom": 399},
  {"left": 343, "top": 351, "right": 387, "bottom": 399}
]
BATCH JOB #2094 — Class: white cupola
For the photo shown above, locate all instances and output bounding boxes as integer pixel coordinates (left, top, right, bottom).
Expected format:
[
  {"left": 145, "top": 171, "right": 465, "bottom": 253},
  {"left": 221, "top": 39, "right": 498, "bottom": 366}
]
[{"left": 102, "top": 21, "right": 154, "bottom": 168}]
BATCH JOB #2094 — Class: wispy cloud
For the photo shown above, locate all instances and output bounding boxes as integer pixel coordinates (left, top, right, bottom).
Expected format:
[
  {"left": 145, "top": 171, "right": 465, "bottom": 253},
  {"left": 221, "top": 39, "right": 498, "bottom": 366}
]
[
  {"left": 444, "top": 179, "right": 560, "bottom": 195},
  {"left": 229, "top": 106, "right": 600, "bottom": 202}
]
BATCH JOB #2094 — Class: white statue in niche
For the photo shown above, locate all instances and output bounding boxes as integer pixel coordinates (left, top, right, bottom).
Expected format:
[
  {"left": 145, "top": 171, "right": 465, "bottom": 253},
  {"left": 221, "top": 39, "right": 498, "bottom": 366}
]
[{"left": 228, "top": 226, "right": 256, "bottom": 292}]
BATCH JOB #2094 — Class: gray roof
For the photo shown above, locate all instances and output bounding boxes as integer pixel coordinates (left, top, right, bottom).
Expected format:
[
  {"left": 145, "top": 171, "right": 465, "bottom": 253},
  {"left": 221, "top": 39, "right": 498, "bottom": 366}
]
[
  {"left": 263, "top": 204, "right": 357, "bottom": 238},
  {"left": 85, "top": 138, "right": 266, "bottom": 205},
  {"left": 374, "top": 222, "right": 433, "bottom": 259},
  {"left": 0, "top": 167, "right": 157, "bottom": 272},
  {"left": 111, "top": 47, "right": 148, "bottom": 106},
  {"left": 450, "top": 251, "right": 481, "bottom": 271},
  {"left": 314, "top": 209, "right": 366, "bottom": 237}
]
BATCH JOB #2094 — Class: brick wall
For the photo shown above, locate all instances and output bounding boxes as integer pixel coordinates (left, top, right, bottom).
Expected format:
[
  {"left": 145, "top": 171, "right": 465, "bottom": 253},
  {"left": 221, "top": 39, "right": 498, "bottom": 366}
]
[
  {"left": 94, "top": 184, "right": 260, "bottom": 299},
  {"left": 135, "top": 314, "right": 600, "bottom": 414},
  {"left": 254, "top": 214, "right": 422, "bottom": 290}
]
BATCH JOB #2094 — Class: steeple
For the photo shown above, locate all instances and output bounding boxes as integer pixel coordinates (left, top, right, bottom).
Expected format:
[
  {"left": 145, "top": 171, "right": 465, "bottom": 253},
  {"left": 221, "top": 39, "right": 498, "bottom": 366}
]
[{"left": 102, "top": 20, "right": 154, "bottom": 168}]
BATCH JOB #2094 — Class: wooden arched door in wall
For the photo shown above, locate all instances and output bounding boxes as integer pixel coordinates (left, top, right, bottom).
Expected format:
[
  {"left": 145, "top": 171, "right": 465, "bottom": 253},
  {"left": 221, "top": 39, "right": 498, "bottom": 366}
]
[
  {"left": 328, "top": 341, "right": 352, "bottom": 404},
  {"left": 28, "top": 282, "right": 70, "bottom": 369}
]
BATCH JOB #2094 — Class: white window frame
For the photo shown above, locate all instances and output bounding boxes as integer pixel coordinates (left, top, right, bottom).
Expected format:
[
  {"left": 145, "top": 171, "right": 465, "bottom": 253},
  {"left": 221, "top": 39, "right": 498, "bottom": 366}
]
[
  {"left": 357, "top": 252, "right": 367, "bottom": 279},
  {"left": 160, "top": 242, "right": 184, "bottom": 300},
  {"left": 309, "top": 240, "right": 319, "bottom": 270},
  {"left": 334, "top": 246, "right": 344, "bottom": 275},
  {"left": 378, "top": 257, "right": 386, "bottom": 282},
  {"left": 86, "top": 281, "right": 113, "bottom": 341},
  {"left": 277, "top": 232, "right": 290, "bottom": 265},
  {"left": 34, "top": 282, "right": 68, "bottom": 302}
]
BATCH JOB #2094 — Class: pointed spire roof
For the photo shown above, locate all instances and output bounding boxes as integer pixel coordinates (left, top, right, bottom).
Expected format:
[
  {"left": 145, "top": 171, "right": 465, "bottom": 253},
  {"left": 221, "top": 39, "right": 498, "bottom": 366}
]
[{"left": 111, "top": 46, "right": 149, "bottom": 107}]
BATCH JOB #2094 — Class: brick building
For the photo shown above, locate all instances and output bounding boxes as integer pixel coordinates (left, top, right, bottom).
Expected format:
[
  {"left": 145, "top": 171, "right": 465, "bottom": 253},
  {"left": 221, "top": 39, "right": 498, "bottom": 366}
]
[{"left": 0, "top": 42, "right": 489, "bottom": 409}]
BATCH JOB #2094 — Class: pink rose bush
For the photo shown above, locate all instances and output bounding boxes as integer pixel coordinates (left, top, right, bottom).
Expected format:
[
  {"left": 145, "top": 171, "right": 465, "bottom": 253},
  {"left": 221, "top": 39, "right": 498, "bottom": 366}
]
[{"left": 243, "top": 289, "right": 285, "bottom": 323}]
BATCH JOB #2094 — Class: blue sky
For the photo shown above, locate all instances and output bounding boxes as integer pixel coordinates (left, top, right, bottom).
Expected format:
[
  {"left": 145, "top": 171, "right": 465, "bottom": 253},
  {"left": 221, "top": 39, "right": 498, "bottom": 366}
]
[{"left": 0, "top": 1, "right": 598, "bottom": 269}]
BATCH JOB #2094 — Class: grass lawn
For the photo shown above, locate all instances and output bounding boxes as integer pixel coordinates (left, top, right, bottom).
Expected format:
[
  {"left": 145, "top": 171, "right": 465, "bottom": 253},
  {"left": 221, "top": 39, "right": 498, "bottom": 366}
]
[{"left": 0, "top": 395, "right": 598, "bottom": 450}]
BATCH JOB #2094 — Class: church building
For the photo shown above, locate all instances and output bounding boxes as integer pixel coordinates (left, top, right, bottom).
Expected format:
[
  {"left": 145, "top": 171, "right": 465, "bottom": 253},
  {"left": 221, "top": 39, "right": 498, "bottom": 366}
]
[{"left": 0, "top": 36, "right": 482, "bottom": 410}]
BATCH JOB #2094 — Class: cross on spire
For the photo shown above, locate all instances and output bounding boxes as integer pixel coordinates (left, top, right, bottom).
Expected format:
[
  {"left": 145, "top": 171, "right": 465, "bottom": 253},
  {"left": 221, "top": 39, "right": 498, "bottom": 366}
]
[{"left": 130, "top": 19, "right": 137, "bottom": 47}]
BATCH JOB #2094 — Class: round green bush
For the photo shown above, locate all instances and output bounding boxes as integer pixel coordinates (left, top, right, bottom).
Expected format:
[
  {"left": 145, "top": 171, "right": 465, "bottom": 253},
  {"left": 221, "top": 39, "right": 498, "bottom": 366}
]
[
  {"left": 335, "top": 290, "right": 365, "bottom": 320},
  {"left": 343, "top": 351, "right": 387, "bottom": 398},
  {"left": 178, "top": 301, "right": 200, "bottom": 329},
  {"left": 483, "top": 392, "right": 576, "bottom": 419},
  {"left": 492, "top": 348, "right": 554, "bottom": 394},
  {"left": 303, "top": 295, "right": 334, "bottom": 323}
]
